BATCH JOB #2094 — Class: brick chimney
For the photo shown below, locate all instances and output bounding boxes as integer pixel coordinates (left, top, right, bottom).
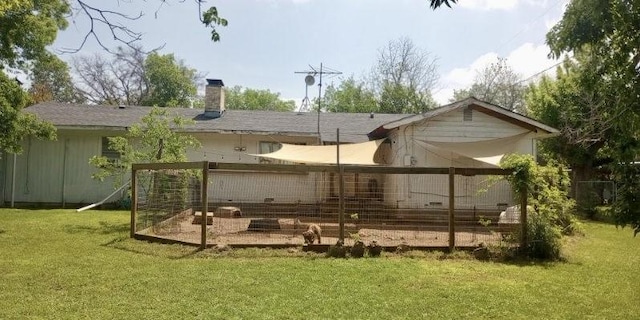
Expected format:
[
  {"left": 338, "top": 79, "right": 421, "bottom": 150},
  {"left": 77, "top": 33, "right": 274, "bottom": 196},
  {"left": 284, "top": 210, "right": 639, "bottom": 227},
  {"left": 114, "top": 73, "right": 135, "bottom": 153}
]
[{"left": 204, "top": 79, "right": 225, "bottom": 118}]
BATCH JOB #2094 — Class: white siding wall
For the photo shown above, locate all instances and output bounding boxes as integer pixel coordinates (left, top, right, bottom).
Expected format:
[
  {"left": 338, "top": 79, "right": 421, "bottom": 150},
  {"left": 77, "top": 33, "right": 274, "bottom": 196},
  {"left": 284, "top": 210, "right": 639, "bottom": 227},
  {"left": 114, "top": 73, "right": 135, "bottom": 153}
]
[
  {"left": 5, "top": 107, "right": 541, "bottom": 207},
  {"left": 381, "top": 108, "right": 532, "bottom": 209},
  {"left": 186, "top": 133, "right": 318, "bottom": 163},
  {"left": 7, "top": 131, "right": 121, "bottom": 205}
]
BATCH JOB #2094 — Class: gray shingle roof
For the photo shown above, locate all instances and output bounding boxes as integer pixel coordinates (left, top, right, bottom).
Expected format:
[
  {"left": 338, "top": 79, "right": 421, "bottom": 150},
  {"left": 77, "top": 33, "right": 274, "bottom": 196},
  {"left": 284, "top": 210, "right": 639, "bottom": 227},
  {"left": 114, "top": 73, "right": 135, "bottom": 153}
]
[{"left": 24, "top": 103, "right": 408, "bottom": 143}]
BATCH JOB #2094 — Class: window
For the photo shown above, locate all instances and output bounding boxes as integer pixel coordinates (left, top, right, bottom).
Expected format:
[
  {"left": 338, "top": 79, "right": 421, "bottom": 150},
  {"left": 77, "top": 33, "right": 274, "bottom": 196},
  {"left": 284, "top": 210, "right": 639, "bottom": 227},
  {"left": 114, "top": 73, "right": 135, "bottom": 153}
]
[
  {"left": 258, "top": 141, "right": 305, "bottom": 164},
  {"left": 463, "top": 107, "right": 473, "bottom": 121},
  {"left": 259, "top": 141, "right": 282, "bottom": 154},
  {"left": 101, "top": 137, "right": 121, "bottom": 161}
]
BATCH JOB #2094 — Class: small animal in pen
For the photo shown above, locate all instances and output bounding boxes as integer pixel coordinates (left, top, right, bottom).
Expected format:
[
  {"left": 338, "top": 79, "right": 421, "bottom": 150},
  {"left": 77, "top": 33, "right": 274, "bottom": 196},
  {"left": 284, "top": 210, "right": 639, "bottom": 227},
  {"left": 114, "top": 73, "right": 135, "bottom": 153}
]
[{"left": 301, "top": 223, "right": 322, "bottom": 244}]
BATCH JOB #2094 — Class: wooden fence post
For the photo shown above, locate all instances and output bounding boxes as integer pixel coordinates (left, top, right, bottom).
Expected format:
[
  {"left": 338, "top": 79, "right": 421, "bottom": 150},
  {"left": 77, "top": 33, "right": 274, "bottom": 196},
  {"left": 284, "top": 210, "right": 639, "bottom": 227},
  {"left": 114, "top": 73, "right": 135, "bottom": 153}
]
[
  {"left": 201, "top": 161, "right": 209, "bottom": 250},
  {"left": 130, "top": 167, "right": 137, "bottom": 238},
  {"left": 448, "top": 167, "right": 455, "bottom": 251},
  {"left": 520, "top": 188, "right": 528, "bottom": 250}
]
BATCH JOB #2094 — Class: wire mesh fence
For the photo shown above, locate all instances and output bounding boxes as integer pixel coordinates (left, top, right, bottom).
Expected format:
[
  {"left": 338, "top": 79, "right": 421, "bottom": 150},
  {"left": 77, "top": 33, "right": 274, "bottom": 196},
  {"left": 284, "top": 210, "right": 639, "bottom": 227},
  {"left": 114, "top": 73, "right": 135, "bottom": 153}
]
[{"left": 132, "top": 162, "right": 523, "bottom": 249}]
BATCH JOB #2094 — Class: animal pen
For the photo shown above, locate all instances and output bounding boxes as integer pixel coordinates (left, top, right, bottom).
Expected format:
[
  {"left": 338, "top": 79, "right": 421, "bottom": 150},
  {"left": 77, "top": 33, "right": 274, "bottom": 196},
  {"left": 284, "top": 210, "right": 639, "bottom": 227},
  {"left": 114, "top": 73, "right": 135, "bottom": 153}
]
[{"left": 130, "top": 161, "right": 527, "bottom": 250}]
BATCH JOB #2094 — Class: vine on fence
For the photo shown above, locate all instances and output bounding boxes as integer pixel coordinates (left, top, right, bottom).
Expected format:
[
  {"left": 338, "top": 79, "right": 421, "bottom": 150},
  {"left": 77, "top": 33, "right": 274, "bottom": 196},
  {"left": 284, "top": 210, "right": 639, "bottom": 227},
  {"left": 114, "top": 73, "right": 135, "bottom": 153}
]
[{"left": 501, "top": 154, "right": 579, "bottom": 260}]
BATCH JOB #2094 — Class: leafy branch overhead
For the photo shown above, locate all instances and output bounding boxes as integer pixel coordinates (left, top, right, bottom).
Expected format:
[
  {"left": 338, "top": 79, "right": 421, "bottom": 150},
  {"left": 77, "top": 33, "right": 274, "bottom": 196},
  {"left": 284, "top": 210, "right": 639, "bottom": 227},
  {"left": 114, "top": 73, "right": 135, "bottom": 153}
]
[
  {"left": 429, "top": 0, "right": 457, "bottom": 9},
  {"left": 200, "top": 6, "right": 228, "bottom": 42},
  {"left": 65, "top": 1, "right": 227, "bottom": 54}
]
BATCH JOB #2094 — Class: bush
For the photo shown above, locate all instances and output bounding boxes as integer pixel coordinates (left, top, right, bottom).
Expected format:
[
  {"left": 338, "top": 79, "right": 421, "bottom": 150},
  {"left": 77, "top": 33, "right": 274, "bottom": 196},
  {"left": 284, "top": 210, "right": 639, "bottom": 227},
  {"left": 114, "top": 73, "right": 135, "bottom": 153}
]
[
  {"left": 501, "top": 155, "right": 579, "bottom": 235},
  {"left": 525, "top": 213, "right": 562, "bottom": 260},
  {"left": 500, "top": 154, "right": 578, "bottom": 260}
]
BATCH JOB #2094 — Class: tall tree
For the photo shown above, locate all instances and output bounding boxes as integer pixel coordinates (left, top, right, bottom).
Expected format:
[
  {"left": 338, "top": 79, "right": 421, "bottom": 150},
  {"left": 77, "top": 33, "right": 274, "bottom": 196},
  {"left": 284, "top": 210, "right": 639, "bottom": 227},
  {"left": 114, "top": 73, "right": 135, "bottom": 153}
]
[
  {"left": 452, "top": 58, "right": 526, "bottom": 113},
  {"left": 0, "top": 1, "right": 67, "bottom": 157},
  {"left": 142, "top": 53, "right": 199, "bottom": 107},
  {"left": 29, "top": 53, "right": 84, "bottom": 104},
  {"left": 527, "top": 56, "right": 611, "bottom": 198},
  {"left": 545, "top": 0, "right": 640, "bottom": 235},
  {"left": 322, "top": 77, "right": 377, "bottom": 113},
  {"left": 0, "top": 72, "right": 56, "bottom": 156},
  {"left": 73, "top": 48, "right": 199, "bottom": 107},
  {"left": 370, "top": 37, "right": 439, "bottom": 113},
  {"left": 0, "top": 0, "right": 69, "bottom": 69},
  {"left": 225, "top": 86, "right": 295, "bottom": 111},
  {"left": 73, "top": 47, "right": 148, "bottom": 105}
]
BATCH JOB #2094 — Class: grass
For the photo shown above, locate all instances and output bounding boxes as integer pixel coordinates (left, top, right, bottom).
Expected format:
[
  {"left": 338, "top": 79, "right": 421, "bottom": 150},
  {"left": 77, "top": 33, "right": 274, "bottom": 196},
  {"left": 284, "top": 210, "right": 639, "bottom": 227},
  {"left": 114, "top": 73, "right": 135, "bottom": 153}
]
[{"left": 0, "top": 209, "right": 638, "bottom": 319}]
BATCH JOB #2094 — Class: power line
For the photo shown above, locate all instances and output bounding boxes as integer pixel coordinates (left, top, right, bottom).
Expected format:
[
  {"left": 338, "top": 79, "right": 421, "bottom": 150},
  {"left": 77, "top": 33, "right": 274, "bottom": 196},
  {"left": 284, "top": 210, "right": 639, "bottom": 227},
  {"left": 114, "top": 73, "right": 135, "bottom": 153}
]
[
  {"left": 494, "top": 0, "right": 564, "bottom": 54},
  {"left": 515, "top": 60, "right": 563, "bottom": 85}
]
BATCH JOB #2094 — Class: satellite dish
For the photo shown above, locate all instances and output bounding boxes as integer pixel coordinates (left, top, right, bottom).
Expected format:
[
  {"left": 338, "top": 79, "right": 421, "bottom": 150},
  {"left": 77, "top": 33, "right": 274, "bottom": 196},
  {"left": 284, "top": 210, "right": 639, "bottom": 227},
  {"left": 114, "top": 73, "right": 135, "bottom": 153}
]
[{"left": 304, "top": 75, "right": 315, "bottom": 86}]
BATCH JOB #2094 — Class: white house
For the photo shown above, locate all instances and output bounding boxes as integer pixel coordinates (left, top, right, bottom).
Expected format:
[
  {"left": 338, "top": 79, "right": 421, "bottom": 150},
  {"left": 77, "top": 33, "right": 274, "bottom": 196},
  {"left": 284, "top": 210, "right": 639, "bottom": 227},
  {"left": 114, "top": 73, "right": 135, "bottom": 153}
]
[{"left": 0, "top": 79, "right": 558, "bottom": 209}]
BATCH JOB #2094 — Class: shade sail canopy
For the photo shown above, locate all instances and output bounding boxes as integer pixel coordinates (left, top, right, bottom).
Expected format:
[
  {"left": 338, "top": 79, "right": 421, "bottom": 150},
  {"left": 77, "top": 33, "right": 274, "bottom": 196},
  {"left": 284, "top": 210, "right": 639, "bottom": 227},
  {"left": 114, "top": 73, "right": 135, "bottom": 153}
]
[
  {"left": 251, "top": 139, "right": 386, "bottom": 165},
  {"left": 415, "top": 133, "right": 530, "bottom": 167}
]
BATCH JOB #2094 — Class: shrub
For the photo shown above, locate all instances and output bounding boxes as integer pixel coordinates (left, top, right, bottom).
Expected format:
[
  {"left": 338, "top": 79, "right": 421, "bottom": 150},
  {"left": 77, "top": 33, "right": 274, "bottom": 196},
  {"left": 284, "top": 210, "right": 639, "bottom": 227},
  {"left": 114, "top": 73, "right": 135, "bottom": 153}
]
[
  {"left": 501, "top": 155, "right": 579, "bottom": 235},
  {"left": 524, "top": 213, "right": 562, "bottom": 260},
  {"left": 501, "top": 154, "right": 577, "bottom": 259}
]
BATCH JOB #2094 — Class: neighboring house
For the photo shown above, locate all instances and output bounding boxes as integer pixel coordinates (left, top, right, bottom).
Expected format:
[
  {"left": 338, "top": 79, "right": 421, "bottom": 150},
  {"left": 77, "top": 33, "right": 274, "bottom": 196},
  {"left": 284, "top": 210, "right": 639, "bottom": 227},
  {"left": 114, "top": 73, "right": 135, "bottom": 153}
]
[{"left": 0, "top": 79, "right": 558, "bottom": 209}]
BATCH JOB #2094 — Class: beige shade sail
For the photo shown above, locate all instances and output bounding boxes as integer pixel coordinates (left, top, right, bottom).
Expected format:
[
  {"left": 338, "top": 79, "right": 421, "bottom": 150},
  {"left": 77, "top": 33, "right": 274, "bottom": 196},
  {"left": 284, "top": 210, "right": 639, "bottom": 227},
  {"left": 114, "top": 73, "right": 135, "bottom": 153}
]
[
  {"left": 415, "top": 132, "right": 530, "bottom": 167},
  {"left": 250, "top": 139, "right": 386, "bottom": 165}
]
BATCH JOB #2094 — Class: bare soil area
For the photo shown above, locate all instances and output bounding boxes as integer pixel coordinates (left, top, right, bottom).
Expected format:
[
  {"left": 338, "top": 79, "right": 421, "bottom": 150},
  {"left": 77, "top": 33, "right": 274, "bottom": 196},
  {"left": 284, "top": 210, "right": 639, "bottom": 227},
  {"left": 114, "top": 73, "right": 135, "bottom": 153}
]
[{"left": 137, "top": 211, "right": 504, "bottom": 247}]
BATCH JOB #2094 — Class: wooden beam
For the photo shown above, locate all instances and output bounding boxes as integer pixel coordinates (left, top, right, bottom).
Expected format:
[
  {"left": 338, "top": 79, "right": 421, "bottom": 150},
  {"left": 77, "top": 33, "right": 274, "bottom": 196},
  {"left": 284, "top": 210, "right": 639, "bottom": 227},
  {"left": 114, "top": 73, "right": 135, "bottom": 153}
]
[
  {"left": 520, "top": 188, "right": 528, "bottom": 250},
  {"left": 132, "top": 161, "right": 512, "bottom": 176},
  {"left": 132, "top": 161, "right": 204, "bottom": 171},
  {"left": 471, "top": 105, "right": 539, "bottom": 132}
]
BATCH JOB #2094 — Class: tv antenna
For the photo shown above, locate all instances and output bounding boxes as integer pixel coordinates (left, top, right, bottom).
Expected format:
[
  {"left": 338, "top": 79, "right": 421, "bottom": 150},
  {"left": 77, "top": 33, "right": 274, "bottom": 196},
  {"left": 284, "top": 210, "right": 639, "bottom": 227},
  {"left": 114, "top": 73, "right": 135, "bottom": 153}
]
[
  {"left": 294, "top": 63, "right": 342, "bottom": 138},
  {"left": 297, "top": 75, "right": 315, "bottom": 113}
]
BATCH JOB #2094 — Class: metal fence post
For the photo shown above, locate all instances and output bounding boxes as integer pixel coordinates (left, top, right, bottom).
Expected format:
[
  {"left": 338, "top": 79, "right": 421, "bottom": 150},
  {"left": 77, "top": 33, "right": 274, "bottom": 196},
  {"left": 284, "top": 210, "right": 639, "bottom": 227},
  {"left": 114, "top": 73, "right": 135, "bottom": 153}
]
[
  {"left": 448, "top": 167, "right": 455, "bottom": 251},
  {"left": 130, "top": 167, "right": 137, "bottom": 238}
]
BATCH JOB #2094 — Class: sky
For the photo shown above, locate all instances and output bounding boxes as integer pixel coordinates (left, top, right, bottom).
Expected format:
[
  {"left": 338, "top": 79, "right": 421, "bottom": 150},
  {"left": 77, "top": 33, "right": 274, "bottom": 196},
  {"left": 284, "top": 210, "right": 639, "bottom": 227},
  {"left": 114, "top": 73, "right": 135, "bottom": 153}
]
[{"left": 52, "top": 0, "right": 569, "bottom": 108}]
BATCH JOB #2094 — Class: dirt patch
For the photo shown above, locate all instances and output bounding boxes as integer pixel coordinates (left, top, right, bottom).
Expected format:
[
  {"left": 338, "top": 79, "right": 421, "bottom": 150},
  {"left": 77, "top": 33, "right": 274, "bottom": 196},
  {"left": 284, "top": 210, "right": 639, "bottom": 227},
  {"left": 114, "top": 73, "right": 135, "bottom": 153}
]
[{"left": 137, "top": 213, "right": 505, "bottom": 247}]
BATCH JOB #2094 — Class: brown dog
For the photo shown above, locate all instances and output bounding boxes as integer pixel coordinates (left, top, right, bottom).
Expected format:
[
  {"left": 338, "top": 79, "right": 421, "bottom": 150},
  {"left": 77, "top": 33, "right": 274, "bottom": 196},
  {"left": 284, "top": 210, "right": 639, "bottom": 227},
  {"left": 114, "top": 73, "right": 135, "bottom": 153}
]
[{"left": 302, "top": 223, "right": 322, "bottom": 244}]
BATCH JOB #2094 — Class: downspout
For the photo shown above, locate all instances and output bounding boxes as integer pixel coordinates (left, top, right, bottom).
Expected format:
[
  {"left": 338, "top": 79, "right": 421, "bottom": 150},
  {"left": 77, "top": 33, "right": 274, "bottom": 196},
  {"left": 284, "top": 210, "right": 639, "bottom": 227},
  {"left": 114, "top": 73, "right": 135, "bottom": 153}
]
[
  {"left": 61, "top": 138, "right": 68, "bottom": 208},
  {"left": 11, "top": 153, "right": 16, "bottom": 208}
]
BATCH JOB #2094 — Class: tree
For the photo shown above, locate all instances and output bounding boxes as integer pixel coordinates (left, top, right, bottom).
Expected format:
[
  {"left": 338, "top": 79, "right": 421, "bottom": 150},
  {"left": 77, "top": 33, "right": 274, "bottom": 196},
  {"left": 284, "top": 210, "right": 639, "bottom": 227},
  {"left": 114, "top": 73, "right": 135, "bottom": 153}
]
[
  {"left": 545, "top": 0, "right": 640, "bottom": 235},
  {"left": 90, "top": 107, "right": 201, "bottom": 209},
  {"left": 452, "top": 58, "right": 526, "bottom": 113},
  {"left": 142, "top": 53, "right": 199, "bottom": 107},
  {"left": 89, "top": 107, "right": 201, "bottom": 184},
  {"left": 527, "top": 56, "right": 612, "bottom": 200},
  {"left": 322, "top": 77, "right": 377, "bottom": 113},
  {"left": 225, "top": 86, "right": 295, "bottom": 111},
  {"left": 73, "top": 48, "right": 200, "bottom": 107},
  {"left": 29, "top": 53, "right": 84, "bottom": 104},
  {"left": 370, "top": 37, "right": 439, "bottom": 113},
  {"left": 73, "top": 47, "right": 148, "bottom": 105},
  {"left": 0, "top": 72, "right": 56, "bottom": 157},
  {"left": 0, "top": 0, "right": 69, "bottom": 69}
]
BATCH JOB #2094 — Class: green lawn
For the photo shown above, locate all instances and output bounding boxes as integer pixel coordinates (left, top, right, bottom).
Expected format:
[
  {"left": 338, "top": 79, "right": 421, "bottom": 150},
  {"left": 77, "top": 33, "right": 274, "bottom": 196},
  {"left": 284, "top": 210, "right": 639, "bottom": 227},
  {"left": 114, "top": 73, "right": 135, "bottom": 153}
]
[{"left": 0, "top": 209, "right": 638, "bottom": 319}]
